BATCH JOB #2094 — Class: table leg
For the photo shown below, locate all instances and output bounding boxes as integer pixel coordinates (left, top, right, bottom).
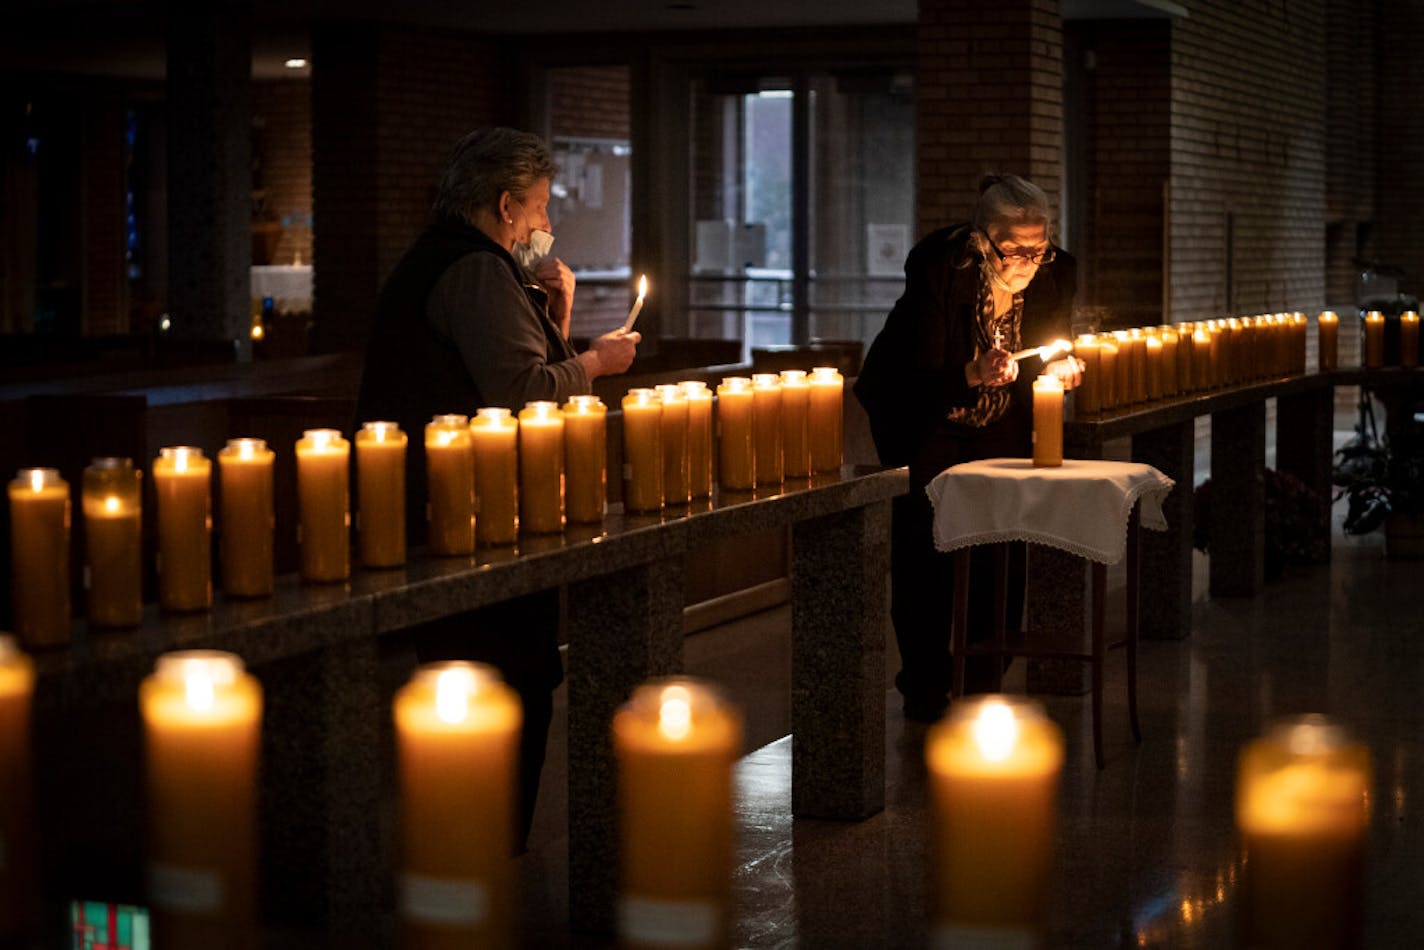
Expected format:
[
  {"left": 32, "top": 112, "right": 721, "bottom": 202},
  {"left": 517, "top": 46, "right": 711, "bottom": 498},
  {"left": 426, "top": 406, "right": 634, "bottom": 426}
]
[
  {"left": 1025, "top": 547, "right": 1092, "bottom": 696},
  {"left": 566, "top": 558, "right": 686, "bottom": 933},
  {"left": 1091, "top": 561, "right": 1106, "bottom": 770},
  {"left": 1131, "top": 420, "right": 1196, "bottom": 639},
  {"left": 1126, "top": 507, "right": 1142, "bottom": 743},
  {"left": 951, "top": 549, "right": 970, "bottom": 698},
  {"left": 1210, "top": 401, "right": 1267, "bottom": 596}
]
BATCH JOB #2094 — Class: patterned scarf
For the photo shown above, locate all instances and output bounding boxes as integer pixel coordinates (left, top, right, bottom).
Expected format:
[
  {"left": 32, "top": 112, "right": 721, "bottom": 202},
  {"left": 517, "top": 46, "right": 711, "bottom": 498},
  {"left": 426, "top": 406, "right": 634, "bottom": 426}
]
[{"left": 946, "top": 271, "right": 1023, "bottom": 428}]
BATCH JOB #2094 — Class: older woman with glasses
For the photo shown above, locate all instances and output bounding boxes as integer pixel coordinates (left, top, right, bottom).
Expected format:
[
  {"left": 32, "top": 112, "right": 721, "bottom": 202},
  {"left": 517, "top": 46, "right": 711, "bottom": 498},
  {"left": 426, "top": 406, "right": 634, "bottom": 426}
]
[{"left": 855, "top": 173, "right": 1080, "bottom": 722}]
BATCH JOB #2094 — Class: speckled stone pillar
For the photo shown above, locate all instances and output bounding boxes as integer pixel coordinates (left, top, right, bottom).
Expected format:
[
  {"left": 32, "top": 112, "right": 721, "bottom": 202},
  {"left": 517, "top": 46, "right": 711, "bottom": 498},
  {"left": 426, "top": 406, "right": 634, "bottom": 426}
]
[
  {"left": 1276, "top": 387, "right": 1335, "bottom": 563},
  {"left": 790, "top": 502, "right": 888, "bottom": 820},
  {"left": 1209, "top": 402, "right": 1266, "bottom": 596},
  {"left": 1132, "top": 421, "right": 1195, "bottom": 639},
  {"left": 166, "top": 2, "right": 252, "bottom": 354},
  {"left": 566, "top": 558, "right": 685, "bottom": 933},
  {"left": 1025, "top": 546, "right": 1092, "bottom": 695}
]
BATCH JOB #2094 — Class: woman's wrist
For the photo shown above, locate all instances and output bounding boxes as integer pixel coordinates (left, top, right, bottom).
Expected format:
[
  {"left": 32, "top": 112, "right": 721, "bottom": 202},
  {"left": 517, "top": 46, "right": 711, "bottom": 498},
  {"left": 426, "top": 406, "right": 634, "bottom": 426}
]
[{"left": 965, "top": 360, "right": 981, "bottom": 388}]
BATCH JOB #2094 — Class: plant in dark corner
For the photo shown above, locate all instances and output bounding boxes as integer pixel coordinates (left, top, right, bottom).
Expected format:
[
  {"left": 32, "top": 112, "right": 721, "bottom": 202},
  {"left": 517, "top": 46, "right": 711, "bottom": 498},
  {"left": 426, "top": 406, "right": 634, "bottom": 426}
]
[
  {"left": 1193, "top": 470, "right": 1328, "bottom": 580},
  {"left": 1333, "top": 423, "right": 1424, "bottom": 537}
]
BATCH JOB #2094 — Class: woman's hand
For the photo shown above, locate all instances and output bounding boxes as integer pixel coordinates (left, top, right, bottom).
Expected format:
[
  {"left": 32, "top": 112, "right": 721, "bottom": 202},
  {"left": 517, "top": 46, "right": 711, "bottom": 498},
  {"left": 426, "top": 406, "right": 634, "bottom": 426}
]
[
  {"left": 534, "top": 257, "right": 576, "bottom": 330},
  {"left": 966, "top": 348, "right": 1017, "bottom": 388},
  {"left": 1044, "top": 356, "right": 1084, "bottom": 389},
  {"left": 580, "top": 328, "right": 641, "bottom": 380}
]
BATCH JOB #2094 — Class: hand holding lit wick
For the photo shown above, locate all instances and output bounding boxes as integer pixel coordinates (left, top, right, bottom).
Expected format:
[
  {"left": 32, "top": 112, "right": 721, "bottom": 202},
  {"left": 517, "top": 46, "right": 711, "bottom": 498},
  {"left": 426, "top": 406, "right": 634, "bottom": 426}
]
[
  {"left": 1007, "top": 338, "right": 1075, "bottom": 363},
  {"left": 622, "top": 274, "right": 648, "bottom": 332}
]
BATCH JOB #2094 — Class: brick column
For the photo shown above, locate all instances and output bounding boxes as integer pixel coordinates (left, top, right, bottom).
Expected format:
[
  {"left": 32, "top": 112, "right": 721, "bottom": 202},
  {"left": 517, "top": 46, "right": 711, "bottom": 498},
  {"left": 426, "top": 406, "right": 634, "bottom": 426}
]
[{"left": 917, "top": 0, "right": 1065, "bottom": 233}]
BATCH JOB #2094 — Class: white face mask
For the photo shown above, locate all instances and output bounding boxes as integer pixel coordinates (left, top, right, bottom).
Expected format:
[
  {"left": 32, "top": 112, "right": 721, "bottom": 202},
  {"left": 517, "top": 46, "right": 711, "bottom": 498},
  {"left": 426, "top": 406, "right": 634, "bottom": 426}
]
[{"left": 512, "top": 228, "right": 555, "bottom": 271}]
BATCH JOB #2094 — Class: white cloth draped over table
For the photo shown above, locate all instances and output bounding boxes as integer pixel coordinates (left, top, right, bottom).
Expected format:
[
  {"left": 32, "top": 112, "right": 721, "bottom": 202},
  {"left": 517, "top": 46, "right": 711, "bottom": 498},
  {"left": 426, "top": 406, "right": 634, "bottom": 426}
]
[{"left": 926, "top": 458, "right": 1175, "bottom": 564}]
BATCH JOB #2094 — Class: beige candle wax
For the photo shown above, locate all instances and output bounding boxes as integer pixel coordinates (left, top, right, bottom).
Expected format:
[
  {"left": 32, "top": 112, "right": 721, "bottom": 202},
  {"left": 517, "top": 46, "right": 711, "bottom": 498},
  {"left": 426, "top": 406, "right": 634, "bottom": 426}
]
[
  {"left": 614, "top": 679, "right": 742, "bottom": 950},
  {"left": 808, "top": 367, "right": 844, "bottom": 472},
  {"left": 140, "top": 651, "right": 262, "bottom": 947},
  {"left": 1292, "top": 312, "right": 1309, "bottom": 375},
  {"left": 1097, "top": 338, "right": 1119, "bottom": 409},
  {"left": 153, "top": 447, "right": 212, "bottom": 612},
  {"left": 470, "top": 408, "right": 518, "bottom": 546},
  {"left": 395, "top": 662, "right": 521, "bottom": 949},
  {"left": 778, "top": 370, "right": 812, "bottom": 477},
  {"left": 1072, "top": 336, "right": 1101, "bottom": 415},
  {"left": 622, "top": 389, "right": 664, "bottom": 513},
  {"left": 1111, "top": 331, "right": 1134, "bottom": 404},
  {"left": 1237, "top": 716, "right": 1370, "bottom": 950},
  {"left": 655, "top": 386, "right": 691, "bottom": 506},
  {"left": 425, "top": 415, "right": 475, "bottom": 555},
  {"left": 1223, "top": 319, "right": 1241, "bottom": 385},
  {"left": 1318, "top": 311, "right": 1339, "bottom": 372},
  {"left": 0, "top": 636, "right": 37, "bottom": 939},
  {"left": 1193, "top": 329, "right": 1213, "bottom": 390},
  {"left": 81, "top": 458, "right": 142, "bottom": 628},
  {"left": 1128, "top": 329, "right": 1148, "bottom": 403},
  {"left": 1401, "top": 311, "right": 1420, "bottom": 369},
  {"left": 1239, "top": 316, "right": 1258, "bottom": 381},
  {"left": 1159, "top": 328, "right": 1180, "bottom": 396},
  {"left": 1362, "top": 311, "right": 1385, "bottom": 369},
  {"left": 927, "top": 697, "right": 1064, "bottom": 944},
  {"left": 716, "top": 378, "right": 755, "bottom": 491},
  {"left": 1176, "top": 323, "right": 1196, "bottom": 393},
  {"left": 7, "top": 468, "right": 70, "bottom": 647},
  {"left": 217, "top": 439, "right": 274, "bottom": 598},
  {"left": 518, "top": 402, "right": 565, "bottom": 533},
  {"left": 563, "top": 396, "right": 607, "bottom": 524},
  {"left": 750, "top": 374, "right": 784, "bottom": 487},
  {"left": 295, "top": 428, "right": 350, "bottom": 583},
  {"left": 678, "top": 382, "right": 715, "bottom": 498},
  {"left": 355, "top": 421, "right": 407, "bottom": 568},
  {"left": 1144, "top": 334, "right": 1164, "bottom": 400},
  {"left": 1032, "top": 375, "right": 1064, "bottom": 468}
]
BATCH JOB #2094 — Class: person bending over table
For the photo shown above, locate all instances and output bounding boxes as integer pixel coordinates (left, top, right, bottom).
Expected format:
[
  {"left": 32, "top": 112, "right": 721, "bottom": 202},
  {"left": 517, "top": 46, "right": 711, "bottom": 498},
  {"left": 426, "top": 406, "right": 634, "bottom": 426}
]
[
  {"left": 357, "top": 127, "right": 640, "bottom": 846},
  {"left": 854, "top": 173, "right": 1081, "bottom": 723}
]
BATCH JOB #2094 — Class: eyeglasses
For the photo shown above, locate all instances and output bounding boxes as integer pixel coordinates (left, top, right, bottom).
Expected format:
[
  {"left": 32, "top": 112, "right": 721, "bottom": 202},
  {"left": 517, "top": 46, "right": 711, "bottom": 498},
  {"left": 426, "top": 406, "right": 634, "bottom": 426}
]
[{"left": 981, "top": 231, "right": 1056, "bottom": 266}]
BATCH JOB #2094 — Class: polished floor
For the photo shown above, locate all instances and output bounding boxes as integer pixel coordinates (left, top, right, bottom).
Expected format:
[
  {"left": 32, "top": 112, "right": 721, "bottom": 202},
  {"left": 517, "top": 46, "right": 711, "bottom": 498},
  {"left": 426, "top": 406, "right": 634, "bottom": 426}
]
[{"left": 518, "top": 419, "right": 1424, "bottom": 948}]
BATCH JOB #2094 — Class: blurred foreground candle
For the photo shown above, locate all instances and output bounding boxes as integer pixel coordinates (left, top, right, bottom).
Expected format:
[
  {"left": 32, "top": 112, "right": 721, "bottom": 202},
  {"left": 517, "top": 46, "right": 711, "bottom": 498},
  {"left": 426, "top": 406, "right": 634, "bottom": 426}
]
[
  {"left": 0, "top": 636, "right": 37, "bottom": 940},
  {"left": 141, "top": 651, "right": 261, "bottom": 947},
  {"left": 295, "top": 429, "right": 350, "bottom": 583},
  {"left": 1032, "top": 375, "right": 1064, "bottom": 468},
  {"left": 395, "top": 662, "right": 521, "bottom": 948},
  {"left": 655, "top": 385, "right": 691, "bottom": 506},
  {"left": 614, "top": 679, "right": 742, "bottom": 950},
  {"left": 153, "top": 447, "right": 212, "bottom": 612},
  {"left": 678, "top": 382, "right": 714, "bottom": 498},
  {"left": 1401, "top": 310, "right": 1420, "bottom": 369},
  {"left": 778, "top": 370, "right": 812, "bottom": 478},
  {"left": 808, "top": 367, "right": 844, "bottom": 472},
  {"left": 426, "top": 415, "right": 475, "bottom": 554},
  {"left": 8, "top": 468, "right": 71, "bottom": 646},
  {"left": 1317, "top": 311, "right": 1338, "bottom": 372},
  {"left": 519, "top": 402, "right": 565, "bottom": 533},
  {"left": 1072, "top": 336, "right": 1101, "bottom": 415},
  {"left": 563, "top": 396, "right": 607, "bottom": 523},
  {"left": 716, "top": 377, "right": 755, "bottom": 491},
  {"left": 622, "top": 389, "right": 664, "bottom": 513},
  {"left": 471, "top": 409, "right": 518, "bottom": 545},
  {"left": 82, "top": 458, "right": 142, "bottom": 628},
  {"left": 356, "top": 421, "right": 407, "bottom": 567},
  {"left": 750, "top": 374, "right": 784, "bottom": 487},
  {"left": 1236, "top": 715, "right": 1370, "bottom": 950},
  {"left": 217, "top": 439, "right": 274, "bottom": 597},
  {"left": 926, "top": 696, "right": 1063, "bottom": 944},
  {"left": 1363, "top": 310, "right": 1385, "bottom": 368}
]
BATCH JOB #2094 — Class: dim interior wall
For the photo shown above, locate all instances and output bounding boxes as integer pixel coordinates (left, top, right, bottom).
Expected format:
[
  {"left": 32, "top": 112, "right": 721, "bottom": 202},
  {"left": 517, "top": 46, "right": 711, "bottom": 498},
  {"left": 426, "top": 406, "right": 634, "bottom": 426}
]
[
  {"left": 548, "top": 65, "right": 631, "bottom": 142},
  {"left": 1375, "top": 0, "right": 1424, "bottom": 303},
  {"left": 252, "top": 79, "right": 313, "bottom": 269},
  {"left": 1324, "top": 0, "right": 1376, "bottom": 307}
]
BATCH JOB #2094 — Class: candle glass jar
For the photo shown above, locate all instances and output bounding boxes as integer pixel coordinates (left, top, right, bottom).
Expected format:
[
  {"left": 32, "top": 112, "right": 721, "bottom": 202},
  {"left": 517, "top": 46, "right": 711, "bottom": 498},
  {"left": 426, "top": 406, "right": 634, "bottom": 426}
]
[
  {"left": 217, "top": 439, "right": 275, "bottom": 597},
  {"left": 82, "top": 457, "right": 143, "bottom": 628},
  {"left": 8, "top": 468, "right": 72, "bottom": 647},
  {"left": 153, "top": 447, "right": 213, "bottom": 613}
]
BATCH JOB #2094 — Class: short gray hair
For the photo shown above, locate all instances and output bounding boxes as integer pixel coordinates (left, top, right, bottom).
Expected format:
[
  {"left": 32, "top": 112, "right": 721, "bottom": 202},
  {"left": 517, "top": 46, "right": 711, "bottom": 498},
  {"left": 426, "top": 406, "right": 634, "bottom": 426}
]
[
  {"left": 971, "top": 173, "right": 1051, "bottom": 236},
  {"left": 432, "top": 127, "right": 559, "bottom": 224}
]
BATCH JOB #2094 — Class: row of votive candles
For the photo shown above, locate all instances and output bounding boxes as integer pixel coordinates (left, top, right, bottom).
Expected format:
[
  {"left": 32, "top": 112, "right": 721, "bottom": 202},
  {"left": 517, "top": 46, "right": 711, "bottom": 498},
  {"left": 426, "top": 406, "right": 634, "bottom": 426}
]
[
  {"left": 0, "top": 635, "right": 1372, "bottom": 947},
  {"left": 5, "top": 369, "right": 845, "bottom": 648},
  {"left": 1359, "top": 309, "right": 1422, "bottom": 369}
]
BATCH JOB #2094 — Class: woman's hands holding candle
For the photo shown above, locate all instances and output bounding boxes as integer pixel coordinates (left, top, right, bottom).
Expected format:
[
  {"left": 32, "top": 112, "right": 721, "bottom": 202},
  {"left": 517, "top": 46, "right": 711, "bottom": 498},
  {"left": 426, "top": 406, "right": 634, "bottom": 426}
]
[
  {"left": 533, "top": 257, "right": 577, "bottom": 332},
  {"left": 581, "top": 327, "right": 642, "bottom": 380},
  {"left": 1044, "top": 356, "right": 1085, "bottom": 389},
  {"left": 966, "top": 348, "right": 1017, "bottom": 388}
]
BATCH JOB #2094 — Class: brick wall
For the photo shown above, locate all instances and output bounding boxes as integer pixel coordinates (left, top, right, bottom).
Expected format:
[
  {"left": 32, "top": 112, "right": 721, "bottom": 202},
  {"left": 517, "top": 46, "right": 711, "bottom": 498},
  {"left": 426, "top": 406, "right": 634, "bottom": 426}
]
[
  {"left": 1167, "top": 1, "right": 1327, "bottom": 322},
  {"left": 252, "top": 79, "right": 312, "bottom": 267},
  {"left": 1324, "top": 0, "right": 1376, "bottom": 307},
  {"left": 1376, "top": 0, "right": 1424, "bottom": 301},
  {"left": 548, "top": 66, "right": 630, "bottom": 141},
  {"left": 916, "top": 0, "right": 1064, "bottom": 236}
]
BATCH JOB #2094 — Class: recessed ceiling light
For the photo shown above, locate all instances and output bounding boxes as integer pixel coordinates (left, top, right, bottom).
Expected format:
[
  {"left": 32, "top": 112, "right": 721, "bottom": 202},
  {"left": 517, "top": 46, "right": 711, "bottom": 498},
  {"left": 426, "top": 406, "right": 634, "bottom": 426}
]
[{"left": 284, "top": 58, "right": 308, "bottom": 70}]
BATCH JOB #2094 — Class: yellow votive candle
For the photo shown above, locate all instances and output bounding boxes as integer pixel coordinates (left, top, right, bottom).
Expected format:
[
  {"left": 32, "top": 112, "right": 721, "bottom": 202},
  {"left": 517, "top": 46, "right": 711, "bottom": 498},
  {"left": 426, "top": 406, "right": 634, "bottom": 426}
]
[
  {"left": 716, "top": 378, "right": 755, "bottom": 491},
  {"left": 153, "top": 447, "right": 212, "bottom": 612},
  {"left": 563, "top": 396, "right": 607, "bottom": 524},
  {"left": 1363, "top": 310, "right": 1384, "bottom": 369},
  {"left": 518, "top": 402, "right": 565, "bottom": 534},
  {"left": 1159, "top": 328, "right": 1180, "bottom": 396},
  {"left": 927, "top": 696, "right": 1063, "bottom": 943},
  {"left": 471, "top": 408, "right": 518, "bottom": 546},
  {"left": 808, "top": 367, "right": 844, "bottom": 472},
  {"left": 1072, "top": 336, "right": 1101, "bottom": 415},
  {"left": 655, "top": 385, "right": 691, "bottom": 506},
  {"left": 751, "top": 374, "right": 784, "bottom": 487},
  {"left": 1317, "top": 311, "right": 1339, "bottom": 372},
  {"left": 140, "top": 651, "right": 262, "bottom": 945},
  {"left": 1144, "top": 334, "right": 1164, "bottom": 400},
  {"left": 1175, "top": 323, "right": 1195, "bottom": 393},
  {"left": 217, "top": 439, "right": 274, "bottom": 598},
  {"left": 0, "top": 636, "right": 36, "bottom": 939},
  {"left": 356, "top": 421, "right": 408, "bottom": 568},
  {"left": 777, "top": 371, "right": 812, "bottom": 478},
  {"left": 426, "top": 415, "right": 475, "bottom": 555},
  {"left": 1400, "top": 311, "right": 1419, "bottom": 369},
  {"left": 81, "top": 458, "right": 142, "bottom": 628},
  {"left": 678, "top": 382, "right": 715, "bottom": 498},
  {"left": 1032, "top": 375, "right": 1064, "bottom": 468},
  {"left": 295, "top": 428, "right": 350, "bottom": 583},
  {"left": 1236, "top": 715, "right": 1370, "bottom": 950},
  {"left": 622, "top": 389, "right": 664, "bottom": 513},
  {"left": 1097, "top": 338, "right": 1119, "bottom": 409},
  {"left": 614, "top": 679, "right": 743, "bottom": 950},
  {"left": 7, "top": 468, "right": 70, "bottom": 647},
  {"left": 395, "top": 662, "right": 521, "bottom": 949}
]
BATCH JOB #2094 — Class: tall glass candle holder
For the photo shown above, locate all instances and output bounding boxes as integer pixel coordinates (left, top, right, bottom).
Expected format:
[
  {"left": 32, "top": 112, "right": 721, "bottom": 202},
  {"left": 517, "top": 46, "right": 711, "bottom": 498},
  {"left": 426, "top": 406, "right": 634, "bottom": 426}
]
[
  {"left": 8, "top": 468, "right": 71, "bottom": 647},
  {"left": 81, "top": 458, "right": 142, "bottom": 628},
  {"left": 518, "top": 401, "right": 565, "bottom": 533},
  {"left": 356, "top": 421, "right": 408, "bottom": 567},
  {"left": 678, "top": 382, "right": 714, "bottom": 498},
  {"left": 426, "top": 415, "right": 475, "bottom": 555},
  {"left": 471, "top": 408, "right": 519, "bottom": 546},
  {"left": 217, "top": 439, "right": 274, "bottom": 597},
  {"left": 654, "top": 385, "right": 691, "bottom": 506},
  {"left": 295, "top": 429, "right": 350, "bottom": 583},
  {"left": 0, "top": 635, "right": 37, "bottom": 936},
  {"left": 715, "top": 378, "right": 755, "bottom": 491},
  {"left": 153, "top": 447, "right": 212, "bottom": 612},
  {"left": 563, "top": 395, "right": 607, "bottom": 524},
  {"left": 807, "top": 367, "right": 844, "bottom": 473},
  {"left": 622, "top": 389, "right": 664, "bottom": 513}
]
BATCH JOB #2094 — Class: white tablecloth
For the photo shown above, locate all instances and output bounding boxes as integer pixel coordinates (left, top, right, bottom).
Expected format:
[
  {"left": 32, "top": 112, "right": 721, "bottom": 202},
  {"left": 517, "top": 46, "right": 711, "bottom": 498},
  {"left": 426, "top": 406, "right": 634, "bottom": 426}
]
[{"left": 926, "top": 458, "right": 1175, "bottom": 564}]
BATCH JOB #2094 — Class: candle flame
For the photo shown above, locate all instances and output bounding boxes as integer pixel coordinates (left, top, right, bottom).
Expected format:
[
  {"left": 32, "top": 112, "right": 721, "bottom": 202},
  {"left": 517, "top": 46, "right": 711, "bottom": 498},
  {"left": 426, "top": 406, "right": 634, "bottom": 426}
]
[
  {"left": 29, "top": 469, "right": 43, "bottom": 492},
  {"left": 105, "top": 495, "right": 120, "bottom": 514},
  {"left": 658, "top": 685, "right": 693, "bottom": 741},
  {"left": 174, "top": 450, "right": 189, "bottom": 474},
  {"left": 435, "top": 668, "right": 474, "bottom": 725},
  {"left": 250, "top": 323, "right": 265, "bottom": 340},
  {"left": 971, "top": 700, "right": 1019, "bottom": 762},
  {"left": 185, "top": 667, "right": 216, "bottom": 712},
  {"left": 637, "top": 274, "right": 648, "bottom": 300},
  {"left": 1037, "top": 339, "right": 1074, "bottom": 361},
  {"left": 436, "top": 429, "right": 458, "bottom": 447},
  {"left": 239, "top": 440, "right": 255, "bottom": 460}
]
